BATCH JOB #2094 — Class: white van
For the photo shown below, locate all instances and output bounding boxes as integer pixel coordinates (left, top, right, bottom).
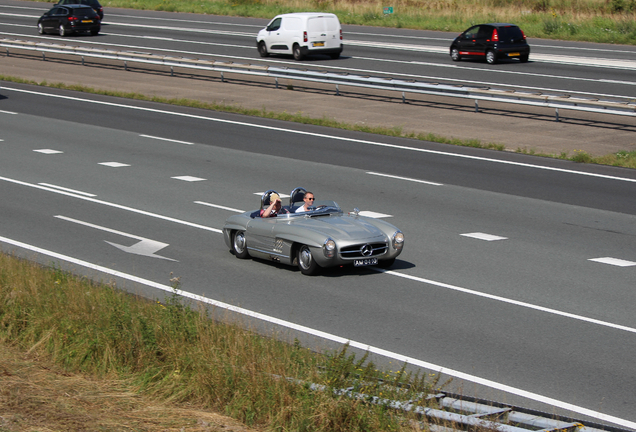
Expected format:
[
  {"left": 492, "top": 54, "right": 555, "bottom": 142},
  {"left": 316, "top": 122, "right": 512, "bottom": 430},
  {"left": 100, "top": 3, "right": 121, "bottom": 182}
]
[{"left": 256, "top": 12, "right": 343, "bottom": 60}]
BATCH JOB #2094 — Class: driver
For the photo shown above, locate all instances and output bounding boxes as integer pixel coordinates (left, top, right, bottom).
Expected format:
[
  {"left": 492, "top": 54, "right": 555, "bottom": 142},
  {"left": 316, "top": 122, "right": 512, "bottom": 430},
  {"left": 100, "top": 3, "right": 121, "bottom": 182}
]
[{"left": 295, "top": 191, "right": 315, "bottom": 213}]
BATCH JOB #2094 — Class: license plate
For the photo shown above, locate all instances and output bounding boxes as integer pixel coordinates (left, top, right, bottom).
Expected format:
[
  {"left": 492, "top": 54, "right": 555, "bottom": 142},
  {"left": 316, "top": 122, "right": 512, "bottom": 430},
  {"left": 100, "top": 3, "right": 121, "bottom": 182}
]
[
  {"left": 312, "top": 42, "right": 325, "bottom": 47},
  {"left": 508, "top": 52, "right": 520, "bottom": 57},
  {"left": 354, "top": 258, "right": 378, "bottom": 267},
  {"left": 82, "top": 19, "right": 93, "bottom": 23}
]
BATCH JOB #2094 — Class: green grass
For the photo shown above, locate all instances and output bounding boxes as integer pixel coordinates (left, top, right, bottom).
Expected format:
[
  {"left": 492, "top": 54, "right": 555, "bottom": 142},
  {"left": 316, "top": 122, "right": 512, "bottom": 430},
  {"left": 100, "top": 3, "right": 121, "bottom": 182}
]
[{"left": 0, "top": 252, "right": 446, "bottom": 431}]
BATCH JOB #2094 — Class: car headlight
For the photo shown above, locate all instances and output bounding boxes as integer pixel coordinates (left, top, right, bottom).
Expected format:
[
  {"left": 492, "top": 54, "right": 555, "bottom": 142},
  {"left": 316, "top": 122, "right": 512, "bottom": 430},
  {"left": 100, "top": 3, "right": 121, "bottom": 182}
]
[
  {"left": 392, "top": 231, "right": 404, "bottom": 250},
  {"left": 323, "top": 238, "right": 336, "bottom": 258}
]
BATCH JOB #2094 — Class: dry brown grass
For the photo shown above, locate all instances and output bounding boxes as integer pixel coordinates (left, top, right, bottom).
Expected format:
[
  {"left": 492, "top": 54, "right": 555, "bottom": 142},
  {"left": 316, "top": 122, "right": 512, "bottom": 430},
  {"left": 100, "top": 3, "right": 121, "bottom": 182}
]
[{"left": 0, "top": 343, "right": 261, "bottom": 432}]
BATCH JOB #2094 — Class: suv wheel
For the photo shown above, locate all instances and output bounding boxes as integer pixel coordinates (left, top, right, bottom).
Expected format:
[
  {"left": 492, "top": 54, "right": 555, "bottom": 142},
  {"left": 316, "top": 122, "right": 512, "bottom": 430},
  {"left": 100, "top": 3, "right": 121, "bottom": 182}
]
[
  {"left": 486, "top": 50, "right": 497, "bottom": 64},
  {"left": 38, "top": 22, "right": 45, "bottom": 35},
  {"left": 292, "top": 44, "right": 304, "bottom": 61},
  {"left": 58, "top": 23, "right": 66, "bottom": 36}
]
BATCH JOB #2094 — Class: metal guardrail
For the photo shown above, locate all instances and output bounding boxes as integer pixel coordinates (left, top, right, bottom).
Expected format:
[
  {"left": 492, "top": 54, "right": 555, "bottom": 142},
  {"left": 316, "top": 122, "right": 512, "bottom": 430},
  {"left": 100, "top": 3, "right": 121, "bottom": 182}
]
[
  {"left": 2, "top": 37, "right": 636, "bottom": 120},
  {"left": 286, "top": 375, "right": 625, "bottom": 432}
]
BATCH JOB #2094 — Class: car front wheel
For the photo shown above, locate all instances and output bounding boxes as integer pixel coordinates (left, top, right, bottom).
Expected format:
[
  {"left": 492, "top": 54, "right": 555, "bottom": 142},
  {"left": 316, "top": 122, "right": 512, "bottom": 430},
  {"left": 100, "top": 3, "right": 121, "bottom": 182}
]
[
  {"left": 232, "top": 231, "right": 250, "bottom": 259},
  {"left": 297, "top": 245, "right": 319, "bottom": 275},
  {"left": 450, "top": 47, "right": 461, "bottom": 61},
  {"left": 486, "top": 50, "right": 497, "bottom": 64},
  {"left": 292, "top": 44, "right": 304, "bottom": 61},
  {"left": 257, "top": 41, "right": 269, "bottom": 57}
]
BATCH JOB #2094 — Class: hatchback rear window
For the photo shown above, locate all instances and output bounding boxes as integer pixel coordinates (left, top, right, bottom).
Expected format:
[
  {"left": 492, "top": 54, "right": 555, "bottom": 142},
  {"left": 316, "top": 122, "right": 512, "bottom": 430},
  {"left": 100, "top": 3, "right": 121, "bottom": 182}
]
[
  {"left": 497, "top": 26, "right": 524, "bottom": 41},
  {"left": 72, "top": 7, "right": 97, "bottom": 16}
]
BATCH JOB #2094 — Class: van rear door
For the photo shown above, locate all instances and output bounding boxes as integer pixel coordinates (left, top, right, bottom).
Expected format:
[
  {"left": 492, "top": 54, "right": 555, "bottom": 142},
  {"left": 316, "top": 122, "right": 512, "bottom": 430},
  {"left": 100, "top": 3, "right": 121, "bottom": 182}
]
[{"left": 307, "top": 15, "right": 340, "bottom": 50}]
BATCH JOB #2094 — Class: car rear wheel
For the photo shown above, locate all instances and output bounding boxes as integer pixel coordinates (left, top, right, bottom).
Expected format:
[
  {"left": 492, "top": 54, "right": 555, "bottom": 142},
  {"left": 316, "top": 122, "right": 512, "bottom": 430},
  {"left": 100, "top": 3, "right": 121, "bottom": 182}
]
[
  {"left": 257, "top": 41, "right": 269, "bottom": 57},
  {"left": 292, "top": 44, "right": 304, "bottom": 61},
  {"left": 486, "top": 50, "right": 497, "bottom": 64},
  {"left": 91, "top": 29, "right": 99, "bottom": 36},
  {"left": 450, "top": 47, "right": 461, "bottom": 61},
  {"left": 519, "top": 54, "right": 529, "bottom": 63},
  {"left": 58, "top": 23, "right": 67, "bottom": 37},
  {"left": 232, "top": 231, "right": 250, "bottom": 259},
  {"left": 329, "top": 52, "right": 340, "bottom": 59},
  {"left": 297, "top": 245, "right": 319, "bottom": 275}
]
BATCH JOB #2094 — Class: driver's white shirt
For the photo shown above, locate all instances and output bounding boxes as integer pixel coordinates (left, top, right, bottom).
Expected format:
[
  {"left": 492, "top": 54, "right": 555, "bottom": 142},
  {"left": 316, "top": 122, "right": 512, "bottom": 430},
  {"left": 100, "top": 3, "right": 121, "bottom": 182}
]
[{"left": 295, "top": 205, "right": 308, "bottom": 213}]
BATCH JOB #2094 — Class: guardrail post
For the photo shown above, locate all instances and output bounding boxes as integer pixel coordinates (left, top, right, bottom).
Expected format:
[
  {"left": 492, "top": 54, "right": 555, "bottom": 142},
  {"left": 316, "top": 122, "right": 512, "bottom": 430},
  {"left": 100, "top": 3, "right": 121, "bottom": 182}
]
[
  {"left": 336, "top": 84, "right": 340, "bottom": 96},
  {"left": 221, "top": 71, "right": 225, "bottom": 82},
  {"left": 171, "top": 66, "right": 174, "bottom": 77},
  {"left": 475, "top": 100, "right": 479, "bottom": 113},
  {"left": 275, "top": 77, "right": 279, "bottom": 89},
  {"left": 5, "top": 47, "right": 8, "bottom": 57},
  {"left": 81, "top": 56, "right": 84, "bottom": 66},
  {"left": 42, "top": 52, "right": 46, "bottom": 61},
  {"left": 402, "top": 92, "right": 405, "bottom": 103},
  {"left": 555, "top": 108, "right": 560, "bottom": 122},
  {"left": 124, "top": 60, "right": 127, "bottom": 71}
]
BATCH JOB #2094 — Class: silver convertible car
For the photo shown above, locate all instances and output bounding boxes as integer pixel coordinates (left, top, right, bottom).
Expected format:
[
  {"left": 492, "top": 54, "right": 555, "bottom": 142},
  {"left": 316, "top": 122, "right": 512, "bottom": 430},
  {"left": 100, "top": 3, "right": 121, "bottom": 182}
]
[{"left": 222, "top": 188, "right": 405, "bottom": 275}]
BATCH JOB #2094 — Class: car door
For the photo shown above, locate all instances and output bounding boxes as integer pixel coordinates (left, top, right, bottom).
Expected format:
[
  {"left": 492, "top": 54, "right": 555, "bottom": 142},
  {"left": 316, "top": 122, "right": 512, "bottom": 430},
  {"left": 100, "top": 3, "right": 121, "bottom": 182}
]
[
  {"left": 42, "top": 6, "right": 63, "bottom": 31},
  {"left": 245, "top": 217, "right": 278, "bottom": 254},
  {"left": 457, "top": 25, "right": 479, "bottom": 56},
  {"left": 473, "top": 25, "right": 492, "bottom": 56},
  {"left": 263, "top": 17, "right": 287, "bottom": 53}
]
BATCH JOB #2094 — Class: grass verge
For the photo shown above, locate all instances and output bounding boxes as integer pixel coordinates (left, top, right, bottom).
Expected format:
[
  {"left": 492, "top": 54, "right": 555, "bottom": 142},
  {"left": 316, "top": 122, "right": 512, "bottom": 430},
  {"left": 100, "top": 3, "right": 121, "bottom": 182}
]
[{"left": 0, "top": 252, "right": 445, "bottom": 431}]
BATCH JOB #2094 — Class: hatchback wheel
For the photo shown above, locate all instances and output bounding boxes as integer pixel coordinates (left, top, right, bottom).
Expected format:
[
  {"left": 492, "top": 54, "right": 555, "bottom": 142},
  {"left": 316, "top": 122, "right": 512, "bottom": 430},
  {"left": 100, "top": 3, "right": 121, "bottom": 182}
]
[
  {"left": 519, "top": 54, "right": 529, "bottom": 63},
  {"left": 37, "top": 22, "right": 45, "bottom": 35},
  {"left": 486, "top": 50, "right": 497, "bottom": 64},
  {"left": 450, "top": 47, "right": 461, "bottom": 61},
  {"left": 58, "top": 23, "right": 67, "bottom": 36}
]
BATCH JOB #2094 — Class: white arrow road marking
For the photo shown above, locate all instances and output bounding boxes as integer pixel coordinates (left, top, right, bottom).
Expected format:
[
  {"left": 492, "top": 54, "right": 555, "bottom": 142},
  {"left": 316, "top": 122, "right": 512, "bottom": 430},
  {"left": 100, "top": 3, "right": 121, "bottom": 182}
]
[
  {"left": 105, "top": 239, "right": 176, "bottom": 261},
  {"left": 54, "top": 215, "right": 177, "bottom": 261}
]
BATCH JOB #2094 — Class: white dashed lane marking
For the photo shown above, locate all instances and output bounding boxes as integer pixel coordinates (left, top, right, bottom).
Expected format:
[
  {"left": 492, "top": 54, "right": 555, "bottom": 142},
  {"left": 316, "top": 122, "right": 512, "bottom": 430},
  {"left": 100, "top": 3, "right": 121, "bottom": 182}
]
[
  {"left": 589, "top": 257, "right": 636, "bottom": 267},
  {"left": 33, "top": 149, "right": 63, "bottom": 154},
  {"left": 172, "top": 176, "right": 206, "bottom": 182},
  {"left": 99, "top": 162, "right": 131, "bottom": 167},
  {"left": 461, "top": 232, "right": 508, "bottom": 241}
]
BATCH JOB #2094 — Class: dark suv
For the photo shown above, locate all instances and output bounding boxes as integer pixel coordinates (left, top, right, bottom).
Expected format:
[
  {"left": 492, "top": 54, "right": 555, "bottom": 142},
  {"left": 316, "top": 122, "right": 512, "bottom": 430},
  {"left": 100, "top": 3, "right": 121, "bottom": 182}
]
[
  {"left": 56, "top": 0, "right": 103, "bottom": 19},
  {"left": 38, "top": 4, "right": 100, "bottom": 36},
  {"left": 450, "top": 23, "right": 530, "bottom": 64}
]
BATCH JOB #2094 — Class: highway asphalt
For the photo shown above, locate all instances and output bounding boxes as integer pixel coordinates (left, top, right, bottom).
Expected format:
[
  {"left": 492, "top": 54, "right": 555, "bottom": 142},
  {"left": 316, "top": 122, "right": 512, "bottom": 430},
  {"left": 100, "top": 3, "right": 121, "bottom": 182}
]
[{"left": 1, "top": 52, "right": 635, "bottom": 158}]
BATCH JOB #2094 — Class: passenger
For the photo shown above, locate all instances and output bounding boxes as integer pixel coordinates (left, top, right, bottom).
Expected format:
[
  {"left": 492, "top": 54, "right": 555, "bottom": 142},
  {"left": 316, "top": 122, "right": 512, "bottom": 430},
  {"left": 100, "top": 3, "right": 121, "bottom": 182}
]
[
  {"left": 295, "top": 191, "right": 315, "bottom": 213},
  {"left": 261, "top": 193, "right": 288, "bottom": 218}
]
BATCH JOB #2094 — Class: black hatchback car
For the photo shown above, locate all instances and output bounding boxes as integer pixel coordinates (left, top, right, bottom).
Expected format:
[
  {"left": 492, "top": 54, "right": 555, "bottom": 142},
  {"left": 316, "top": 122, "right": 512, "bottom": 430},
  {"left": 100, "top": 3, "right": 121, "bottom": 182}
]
[
  {"left": 38, "top": 4, "right": 100, "bottom": 36},
  {"left": 450, "top": 23, "right": 530, "bottom": 64},
  {"left": 55, "top": 0, "right": 103, "bottom": 20}
]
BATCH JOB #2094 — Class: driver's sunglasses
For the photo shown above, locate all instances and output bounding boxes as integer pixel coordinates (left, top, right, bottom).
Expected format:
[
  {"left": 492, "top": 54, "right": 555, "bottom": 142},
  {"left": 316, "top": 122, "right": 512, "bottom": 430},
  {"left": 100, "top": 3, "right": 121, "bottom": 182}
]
[{"left": 306, "top": 197, "right": 315, "bottom": 200}]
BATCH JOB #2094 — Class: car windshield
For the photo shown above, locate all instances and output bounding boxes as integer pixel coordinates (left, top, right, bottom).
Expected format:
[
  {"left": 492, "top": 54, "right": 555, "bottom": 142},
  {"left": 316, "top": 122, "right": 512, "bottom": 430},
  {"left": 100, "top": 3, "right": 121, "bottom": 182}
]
[{"left": 279, "top": 200, "right": 342, "bottom": 219}]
